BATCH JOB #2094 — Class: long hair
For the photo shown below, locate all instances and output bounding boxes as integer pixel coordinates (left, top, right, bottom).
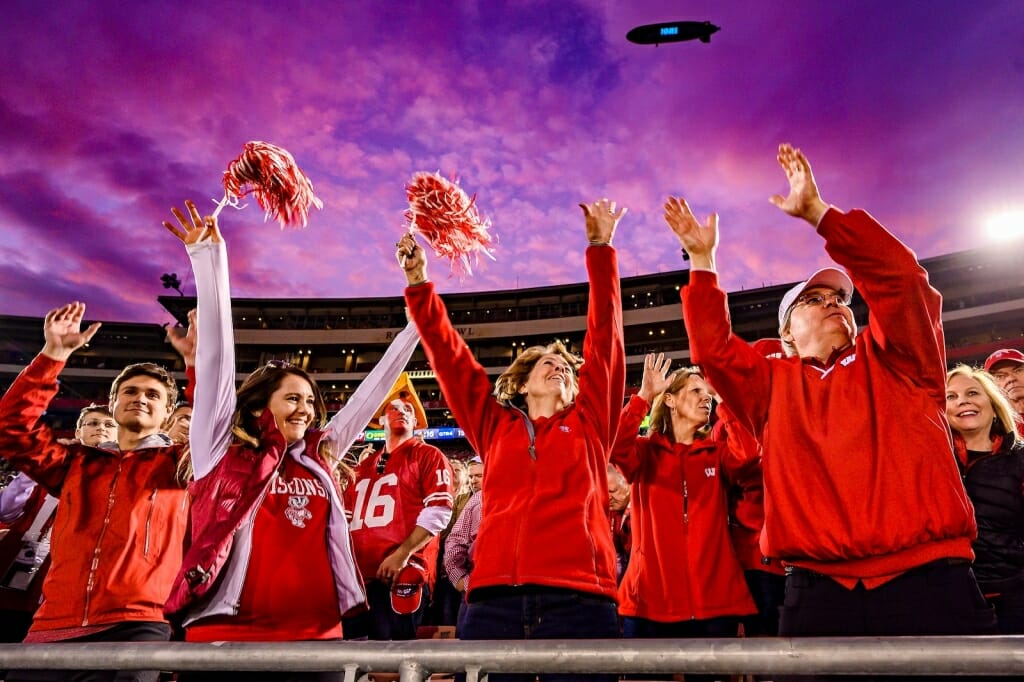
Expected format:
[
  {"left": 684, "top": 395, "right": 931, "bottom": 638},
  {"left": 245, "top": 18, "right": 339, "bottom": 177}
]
[
  {"left": 648, "top": 366, "right": 710, "bottom": 439},
  {"left": 947, "top": 364, "right": 1022, "bottom": 445},
  {"left": 494, "top": 340, "right": 582, "bottom": 406},
  {"left": 175, "top": 363, "right": 354, "bottom": 487}
]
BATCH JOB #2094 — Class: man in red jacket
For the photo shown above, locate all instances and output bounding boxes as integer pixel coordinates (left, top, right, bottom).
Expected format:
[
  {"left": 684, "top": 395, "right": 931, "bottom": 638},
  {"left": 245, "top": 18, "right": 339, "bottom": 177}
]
[
  {"left": 0, "top": 303, "right": 189, "bottom": 682},
  {"left": 665, "top": 144, "right": 995, "bottom": 639}
]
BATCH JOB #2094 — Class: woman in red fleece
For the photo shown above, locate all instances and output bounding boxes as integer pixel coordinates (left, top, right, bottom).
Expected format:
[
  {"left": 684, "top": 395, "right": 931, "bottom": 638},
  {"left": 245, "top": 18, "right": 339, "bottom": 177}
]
[
  {"left": 396, "top": 199, "right": 626, "bottom": 682},
  {"left": 612, "top": 353, "right": 755, "bottom": 663}
]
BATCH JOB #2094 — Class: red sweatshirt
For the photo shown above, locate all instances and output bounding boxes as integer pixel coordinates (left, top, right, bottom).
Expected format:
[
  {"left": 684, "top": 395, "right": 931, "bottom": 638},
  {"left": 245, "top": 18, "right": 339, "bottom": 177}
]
[
  {"left": 405, "top": 246, "right": 625, "bottom": 601},
  {"left": 682, "top": 208, "right": 975, "bottom": 587},
  {"left": 612, "top": 396, "right": 756, "bottom": 621}
]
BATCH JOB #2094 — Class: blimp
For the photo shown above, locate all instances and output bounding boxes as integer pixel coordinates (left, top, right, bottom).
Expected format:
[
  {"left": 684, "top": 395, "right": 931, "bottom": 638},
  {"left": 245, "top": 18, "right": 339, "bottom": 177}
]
[{"left": 626, "top": 20, "right": 720, "bottom": 45}]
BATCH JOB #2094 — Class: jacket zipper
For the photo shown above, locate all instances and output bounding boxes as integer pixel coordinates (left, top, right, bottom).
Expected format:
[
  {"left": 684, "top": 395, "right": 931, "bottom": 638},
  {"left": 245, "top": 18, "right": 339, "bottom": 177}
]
[
  {"left": 83, "top": 460, "right": 122, "bottom": 626},
  {"left": 144, "top": 489, "right": 158, "bottom": 557}
]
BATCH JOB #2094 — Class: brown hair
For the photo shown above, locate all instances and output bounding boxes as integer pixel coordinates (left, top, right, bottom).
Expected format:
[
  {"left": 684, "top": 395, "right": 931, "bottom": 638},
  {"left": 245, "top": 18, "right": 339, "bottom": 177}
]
[
  {"left": 648, "top": 366, "right": 710, "bottom": 438},
  {"left": 109, "top": 362, "right": 178, "bottom": 411},
  {"left": 947, "top": 364, "right": 1023, "bottom": 446},
  {"left": 494, "top": 340, "right": 582, "bottom": 405},
  {"left": 76, "top": 404, "right": 113, "bottom": 430}
]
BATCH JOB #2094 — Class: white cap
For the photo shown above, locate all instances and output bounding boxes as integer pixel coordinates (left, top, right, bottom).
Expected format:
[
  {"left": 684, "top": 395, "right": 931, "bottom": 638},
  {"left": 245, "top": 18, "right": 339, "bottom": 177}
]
[{"left": 778, "top": 267, "right": 854, "bottom": 331}]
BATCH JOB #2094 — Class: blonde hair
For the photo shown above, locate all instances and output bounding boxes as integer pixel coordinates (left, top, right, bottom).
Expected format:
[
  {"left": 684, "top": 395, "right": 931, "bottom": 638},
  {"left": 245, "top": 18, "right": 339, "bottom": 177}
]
[
  {"left": 494, "top": 340, "right": 582, "bottom": 405},
  {"left": 649, "top": 366, "right": 711, "bottom": 438},
  {"left": 947, "top": 364, "right": 1022, "bottom": 446}
]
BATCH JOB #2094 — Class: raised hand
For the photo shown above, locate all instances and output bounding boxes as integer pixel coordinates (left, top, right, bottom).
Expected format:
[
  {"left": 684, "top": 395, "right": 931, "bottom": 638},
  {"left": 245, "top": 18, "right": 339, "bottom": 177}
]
[
  {"left": 579, "top": 198, "right": 627, "bottom": 245},
  {"left": 162, "top": 200, "right": 223, "bottom": 245},
  {"left": 41, "top": 302, "right": 102, "bottom": 362},
  {"left": 165, "top": 308, "right": 197, "bottom": 368},
  {"left": 397, "top": 233, "right": 428, "bottom": 286},
  {"left": 663, "top": 196, "right": 718, "bottom": 271},
  {"left": 768, "top": 143, "right": 829, "bottom": 226},
  {"left": 638, "top": 353, "right": 674, "bottom": 403}
]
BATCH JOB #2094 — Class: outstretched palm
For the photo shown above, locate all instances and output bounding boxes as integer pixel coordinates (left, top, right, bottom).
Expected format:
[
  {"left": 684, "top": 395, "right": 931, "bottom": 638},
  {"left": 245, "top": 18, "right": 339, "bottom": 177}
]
[
  {"left": 43, "top": 302, "right": 101, "bottom": 359},
  {"left": 769, "top": 143, "right": 827, "bottom": 224},
  {"left": 639, "top": 353, "right": 674, "bottom": 403},
  {"left": 163, "top": 200, "right": 223, "bottom": 245}
]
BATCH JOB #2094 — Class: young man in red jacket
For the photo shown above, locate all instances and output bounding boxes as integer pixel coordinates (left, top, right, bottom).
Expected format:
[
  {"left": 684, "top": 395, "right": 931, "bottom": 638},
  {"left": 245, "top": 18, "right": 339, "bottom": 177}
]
[
  {"left": 0, "top": 303, "right": 189, "bottom": 682},
  {"left": 664, "top": 143, "right": 995, "bottom": 638}
]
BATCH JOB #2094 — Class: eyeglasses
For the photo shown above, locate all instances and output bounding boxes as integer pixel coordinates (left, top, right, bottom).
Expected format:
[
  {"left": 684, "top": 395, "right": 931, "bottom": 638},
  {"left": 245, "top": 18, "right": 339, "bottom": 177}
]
[
  {"left": 794, "top": 291, "right": 849, "bottom": 308},
  {"left": 265, "top": 360, "right": 296, "bottom": 369},
  {"left": 82, "top": 419, "right": 118, "bottom": 430},
  {"left": 376, "top": 452, "right": 390, "bottom": 475}
]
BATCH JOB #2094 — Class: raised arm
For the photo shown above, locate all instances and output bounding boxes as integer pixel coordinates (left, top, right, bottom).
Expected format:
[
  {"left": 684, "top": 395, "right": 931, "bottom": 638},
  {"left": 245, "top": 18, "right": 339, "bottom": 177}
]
[
  {"left": 319, "top": 320, "right": 420, "bottom": 455},
  {"left": 771, "top": 144, "right": 945, "bottom": 389},
  {"left": 575, "top": 199, "right": 627, "bottom": 447},
  {"left": 163, "top": 201, "right": 235, "bottom": 480},
  {"left": 398, "top": 233, "right": 502, "bottom": 458},
  {"left": 668, "top": 197, "right": 774, "bottom": 438},
  {"left": 611, "top": 353, "right": 672, "bottom": 480},
  {"left": 0, "top": 303, "right": 101, "bottom": 492}
]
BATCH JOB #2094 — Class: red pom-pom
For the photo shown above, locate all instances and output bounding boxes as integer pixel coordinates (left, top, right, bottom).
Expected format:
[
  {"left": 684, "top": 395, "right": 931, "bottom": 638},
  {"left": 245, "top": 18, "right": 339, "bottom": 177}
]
[
  {"left": 404, "top": 172, "right": 495, "bottom": 277},
  {"left": 221, "top": 141, "right": 323, "bottom": 228}
]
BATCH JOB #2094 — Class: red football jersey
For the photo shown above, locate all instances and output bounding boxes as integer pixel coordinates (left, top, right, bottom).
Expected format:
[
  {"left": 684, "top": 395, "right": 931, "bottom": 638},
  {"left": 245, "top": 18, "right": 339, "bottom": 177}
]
[{"left": 344, "top": 438, "right": 454, "bottom": 582}]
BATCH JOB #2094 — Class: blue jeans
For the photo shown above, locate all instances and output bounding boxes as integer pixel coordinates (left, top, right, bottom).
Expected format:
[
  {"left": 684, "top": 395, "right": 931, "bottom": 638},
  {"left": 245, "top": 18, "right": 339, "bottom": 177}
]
[{"left": 461, "top": 586, "right": 619, "bottom": 682}]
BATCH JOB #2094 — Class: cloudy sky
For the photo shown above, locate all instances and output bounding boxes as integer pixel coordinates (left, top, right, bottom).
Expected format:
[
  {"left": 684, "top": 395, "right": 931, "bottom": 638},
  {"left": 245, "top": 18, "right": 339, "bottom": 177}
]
[{"left": 2, "top": 0, "right": 1021, "bottom": 323}]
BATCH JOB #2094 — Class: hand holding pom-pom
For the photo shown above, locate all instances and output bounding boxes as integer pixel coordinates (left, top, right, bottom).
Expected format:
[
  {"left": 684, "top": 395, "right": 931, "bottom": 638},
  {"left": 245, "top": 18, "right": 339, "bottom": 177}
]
[
  {"left": 217, "top": 141, "right": 323, "bottom": 229},
  {"left": 404, "top": 172, "right": 495, "bottom": 278}
]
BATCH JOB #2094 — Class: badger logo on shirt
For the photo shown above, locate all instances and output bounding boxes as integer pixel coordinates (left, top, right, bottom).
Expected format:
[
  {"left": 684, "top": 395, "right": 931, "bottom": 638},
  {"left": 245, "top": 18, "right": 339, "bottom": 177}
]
[
  {"left": 285, "top": 495, "right": 313, "bottom": 528},
  {"left": 704, "top": 467, "right": 717, "bottom": 478}
]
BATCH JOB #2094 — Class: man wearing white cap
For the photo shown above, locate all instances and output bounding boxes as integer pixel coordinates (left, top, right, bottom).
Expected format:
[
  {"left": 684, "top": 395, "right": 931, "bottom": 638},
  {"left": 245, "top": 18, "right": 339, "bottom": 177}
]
[
  {"left": 985, "top": 349, "right": 1024, "bottom": 431},
  {"left": 665, "top": 143, "right": 994, "bottom": 639}
]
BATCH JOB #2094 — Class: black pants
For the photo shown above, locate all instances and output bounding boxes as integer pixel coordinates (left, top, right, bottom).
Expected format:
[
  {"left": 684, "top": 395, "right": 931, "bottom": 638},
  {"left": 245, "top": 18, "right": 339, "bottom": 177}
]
[
  {"left": 777, "top": 559, "right": 997, "bottom": 682},
  {"left": 6, "top": 621, "right": 172, "bottom": 682}
]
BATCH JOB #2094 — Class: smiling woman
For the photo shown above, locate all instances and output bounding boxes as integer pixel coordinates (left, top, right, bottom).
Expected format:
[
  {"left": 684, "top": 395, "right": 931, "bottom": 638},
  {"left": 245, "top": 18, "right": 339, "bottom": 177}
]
[
  {"left": 945, "top": 364, "right": 1024, "bottom": 634},
  {"left": 159, "top": 200, "right": 423, "bottom": 679}
]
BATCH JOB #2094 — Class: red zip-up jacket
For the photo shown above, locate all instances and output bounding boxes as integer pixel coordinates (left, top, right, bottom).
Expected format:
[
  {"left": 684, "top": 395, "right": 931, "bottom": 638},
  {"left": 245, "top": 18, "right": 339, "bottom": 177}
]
[
  {"left": 612, "top": 395, "right": 756, "bottom": 621},
  {"left": 682, "top": 208, "right": 975, "bottom": 586},
  {"left": 405, "top": 246, "right": 625, "bottom": 600},
  {"left": 0, "top": 355, "right": 189, "bottom": 631}
]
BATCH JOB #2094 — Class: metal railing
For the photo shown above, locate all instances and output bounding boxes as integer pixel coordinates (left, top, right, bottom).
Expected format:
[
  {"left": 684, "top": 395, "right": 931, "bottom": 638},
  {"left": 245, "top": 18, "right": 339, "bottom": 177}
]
[{"left": 2, "top": 637, "right": 1024, "bottom": 678}]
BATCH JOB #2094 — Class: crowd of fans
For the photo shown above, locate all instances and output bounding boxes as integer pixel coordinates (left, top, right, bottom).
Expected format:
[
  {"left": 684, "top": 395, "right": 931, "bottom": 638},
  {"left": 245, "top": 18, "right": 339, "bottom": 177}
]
[{"left": 0, "top": 145, "right": 1022, "bottom": 682}]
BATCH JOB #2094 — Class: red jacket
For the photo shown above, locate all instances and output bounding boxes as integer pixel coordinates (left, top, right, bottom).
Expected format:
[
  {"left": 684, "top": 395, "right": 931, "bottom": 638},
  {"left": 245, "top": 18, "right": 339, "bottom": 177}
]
[
  {"left": 405, "top": 246, "right": 625, "bottom": 601},
  {"left": 682, "top": 208, "right": 975, "bottom": 586},
  {"left": 0, "top": 355, "right": 189, "bottom": 631},
  {"left": 612, "top": 395, "right": 756, "bottom": 621},
  {"left": 165, "top": 410, "right": 365, "bottom": 623}
]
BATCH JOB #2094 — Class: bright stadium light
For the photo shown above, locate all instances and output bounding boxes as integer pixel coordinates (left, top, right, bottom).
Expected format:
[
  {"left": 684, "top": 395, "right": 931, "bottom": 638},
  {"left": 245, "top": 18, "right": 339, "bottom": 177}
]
[{"left": 986, "top": 210, "right": 1024, "bottom": 241}]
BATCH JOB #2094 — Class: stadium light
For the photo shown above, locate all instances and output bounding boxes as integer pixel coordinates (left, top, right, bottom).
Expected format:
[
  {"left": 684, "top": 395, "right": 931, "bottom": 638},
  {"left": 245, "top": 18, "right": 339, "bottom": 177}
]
[{"left": 986, "top": 210, "right": 1024, "bottom": 241}]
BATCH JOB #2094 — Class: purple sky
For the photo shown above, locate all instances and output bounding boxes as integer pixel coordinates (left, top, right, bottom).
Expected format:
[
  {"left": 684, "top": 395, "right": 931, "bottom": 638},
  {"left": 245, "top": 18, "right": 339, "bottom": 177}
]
[{"left": 2, "top": 1, "right": 1022, "bottom": 324}]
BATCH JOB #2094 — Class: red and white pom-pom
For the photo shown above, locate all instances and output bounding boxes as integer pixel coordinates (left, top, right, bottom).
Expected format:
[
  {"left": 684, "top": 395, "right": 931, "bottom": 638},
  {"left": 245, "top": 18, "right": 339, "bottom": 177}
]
[
  {"left": 404, "top": 172, "right": 495, "bottom": 277},
  {"left": 218, "top": 141, "right": 323, "bottom": 228}
]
